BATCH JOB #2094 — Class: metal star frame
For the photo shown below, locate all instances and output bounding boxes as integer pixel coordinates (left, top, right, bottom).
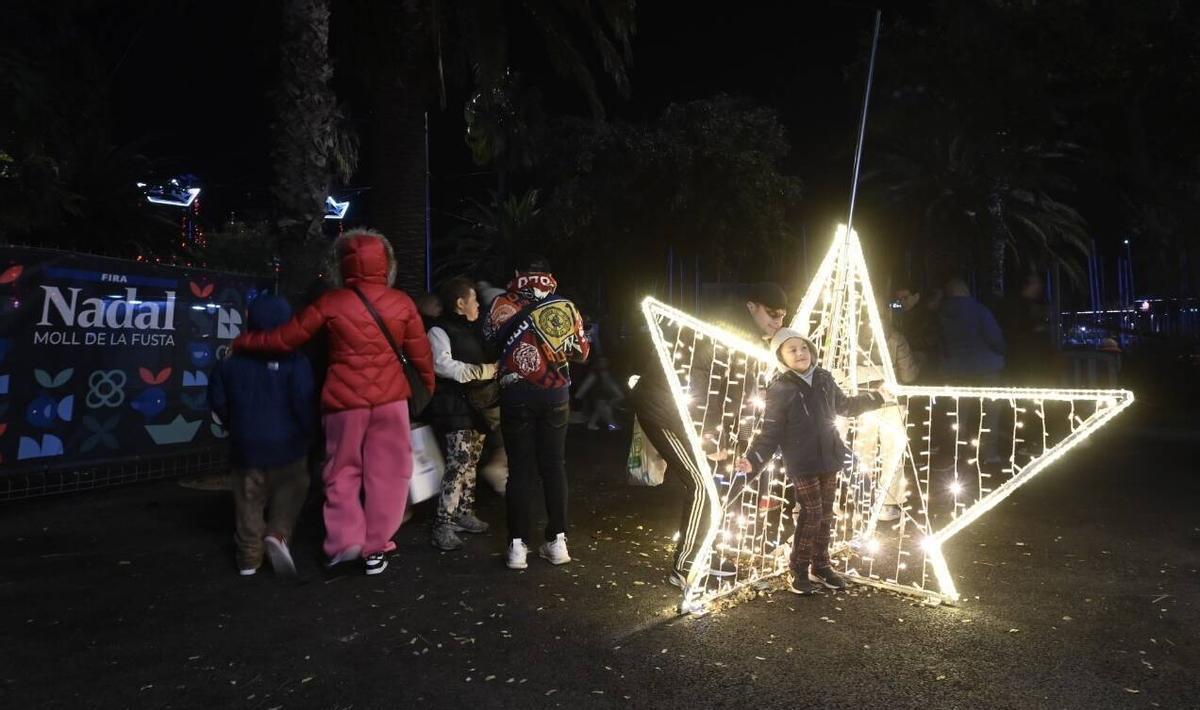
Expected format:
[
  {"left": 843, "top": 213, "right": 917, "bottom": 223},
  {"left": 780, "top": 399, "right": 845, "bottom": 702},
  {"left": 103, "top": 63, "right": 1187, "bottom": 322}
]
[{"left": 644, "top": 225, "right": 1134, "bottom": 612}]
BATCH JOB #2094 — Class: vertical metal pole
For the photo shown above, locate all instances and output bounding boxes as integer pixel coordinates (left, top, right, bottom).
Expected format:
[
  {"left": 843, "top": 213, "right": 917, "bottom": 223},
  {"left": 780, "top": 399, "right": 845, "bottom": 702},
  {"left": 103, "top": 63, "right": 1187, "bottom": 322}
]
[
  {"left": 845, "top": 10, "right": 883, "bottom": 239},
  {"left": 801, "top": 224, "right": 809, "bottom": 280},
  {"left": 667, "top": 247, "right": 674, "bottom": 305}
]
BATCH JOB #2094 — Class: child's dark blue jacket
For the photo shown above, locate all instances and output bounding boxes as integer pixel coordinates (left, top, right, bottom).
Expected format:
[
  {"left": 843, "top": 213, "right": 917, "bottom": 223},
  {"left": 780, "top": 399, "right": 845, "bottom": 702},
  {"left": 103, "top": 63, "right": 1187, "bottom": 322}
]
[{"left": 209, "top": 295, "right": 316, "bottom": 468}]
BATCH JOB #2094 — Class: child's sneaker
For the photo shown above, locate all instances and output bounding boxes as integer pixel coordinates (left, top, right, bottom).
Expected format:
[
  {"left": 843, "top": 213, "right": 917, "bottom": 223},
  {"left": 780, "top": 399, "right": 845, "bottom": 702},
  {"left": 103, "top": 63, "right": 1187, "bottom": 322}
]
[
  {"left": 326, "top": 544, "right": 362, "bottom": 569},
  {"left": 539, "top": 533, "right": 571, "bottom": 565},
  {"left": 808, "top": 565, "right": 847, "bottom": 590},
  {"left": 264, "top": 534, "right": 297, "bottom": 578},
  {"left": 431, "top": 525, "right": 464, "bottom": 551},
  {"left": 364, "top": 552, "right": 388, "bottom": 576},
  {"left": 239, "top": 567, "right": 258, "bottom": 577},
  {"left": 449, "top": 512, "right": 489, "bottom": 534},
  {"left": 667, "top": 570, "right": 687, "bottom": 589},
  {"left": 789, "top": 574, "right": 818, "bottom": 595},
  {"left": 506, "top": 539, "right": 529, "bottom": 569}
]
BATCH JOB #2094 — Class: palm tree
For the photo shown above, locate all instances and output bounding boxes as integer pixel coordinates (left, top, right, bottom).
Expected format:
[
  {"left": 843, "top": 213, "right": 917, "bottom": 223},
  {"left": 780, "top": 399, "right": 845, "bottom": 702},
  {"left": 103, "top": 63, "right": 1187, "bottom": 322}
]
[
  {"left": 332, "top": 0, "right": 635, "bottom": 292},
  {"left": 434, "top": 188, "right": 542, "bottom": 285},
  {"left": 864, "top": 8, "right": 1091, "bottom": 298},
  {"left": 870, "top": 121, "right": 1091, "bottom": 297},
  {"left": 271, "top": 0, "right": 358, "bottom": 292}
]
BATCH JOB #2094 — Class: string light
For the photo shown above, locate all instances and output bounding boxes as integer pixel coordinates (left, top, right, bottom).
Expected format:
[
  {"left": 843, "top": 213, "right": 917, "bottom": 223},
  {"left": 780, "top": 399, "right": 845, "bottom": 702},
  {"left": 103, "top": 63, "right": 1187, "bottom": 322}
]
[{"left": 644, "top": 224, "right": 1134, "bottom": 612}]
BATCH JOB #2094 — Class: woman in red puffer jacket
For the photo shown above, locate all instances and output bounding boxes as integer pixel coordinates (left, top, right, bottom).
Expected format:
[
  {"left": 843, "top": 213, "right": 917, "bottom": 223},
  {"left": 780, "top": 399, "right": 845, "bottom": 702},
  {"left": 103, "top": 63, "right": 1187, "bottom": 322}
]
[{"left": 234, "top": 228, "right": 435, "bottom": 576}]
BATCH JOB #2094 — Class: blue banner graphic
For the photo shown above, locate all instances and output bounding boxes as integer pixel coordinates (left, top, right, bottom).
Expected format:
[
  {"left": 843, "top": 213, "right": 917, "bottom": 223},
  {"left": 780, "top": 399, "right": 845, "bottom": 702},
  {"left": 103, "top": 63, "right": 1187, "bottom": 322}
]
[{"left": 0, "top": 246, "right": 271, "bottom": 472}]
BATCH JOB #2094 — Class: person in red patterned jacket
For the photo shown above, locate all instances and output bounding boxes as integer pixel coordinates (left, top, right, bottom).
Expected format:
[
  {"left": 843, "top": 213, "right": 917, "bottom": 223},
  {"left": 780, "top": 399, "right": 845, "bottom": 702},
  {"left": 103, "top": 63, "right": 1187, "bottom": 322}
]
[
  {"left": 482, "top": 254, "right": 590, "bottom": 570},
  {"left": 233, "top": 228, "right": 435, "bottom": 576}
]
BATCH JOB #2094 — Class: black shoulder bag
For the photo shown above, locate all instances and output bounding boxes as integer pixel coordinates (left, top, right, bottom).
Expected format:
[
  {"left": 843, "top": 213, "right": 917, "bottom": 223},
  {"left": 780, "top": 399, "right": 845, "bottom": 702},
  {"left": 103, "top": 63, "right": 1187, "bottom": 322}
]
[{"left": 351, "top": 286, "right": 432, "bottom": 417}]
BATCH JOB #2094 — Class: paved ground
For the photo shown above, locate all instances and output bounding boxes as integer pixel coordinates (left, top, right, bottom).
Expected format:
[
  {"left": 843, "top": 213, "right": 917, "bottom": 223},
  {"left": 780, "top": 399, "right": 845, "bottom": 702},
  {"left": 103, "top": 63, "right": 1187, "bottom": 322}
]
[{"left": 2, "top": 407, "right": 1198, "bottom": 709}]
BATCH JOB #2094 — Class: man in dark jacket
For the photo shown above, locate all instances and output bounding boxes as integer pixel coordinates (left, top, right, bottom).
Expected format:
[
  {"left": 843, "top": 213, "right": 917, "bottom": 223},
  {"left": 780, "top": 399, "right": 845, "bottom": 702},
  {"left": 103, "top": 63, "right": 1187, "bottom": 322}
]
[
  {"left": 737, "top": 327, "right": 887, "bottom": 594},
  {"left": 937, "top": 277, "right": 1007, "bottom": 465},
  {"left": 937, "top": 277, "right": 1005, "bottom": 384},
  {"left": 210, "top": 294, "right": 317, "bottom": 577},
  {"left": 631, "top": 283, "right": 788, "bottom": 588}
]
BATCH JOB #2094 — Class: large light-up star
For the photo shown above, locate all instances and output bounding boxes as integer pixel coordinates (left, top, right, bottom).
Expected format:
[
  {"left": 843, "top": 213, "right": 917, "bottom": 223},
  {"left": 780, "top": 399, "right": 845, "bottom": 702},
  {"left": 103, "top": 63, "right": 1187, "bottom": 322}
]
[{"left": 644, "top": 224, "right": 1134, "bottom": 611}]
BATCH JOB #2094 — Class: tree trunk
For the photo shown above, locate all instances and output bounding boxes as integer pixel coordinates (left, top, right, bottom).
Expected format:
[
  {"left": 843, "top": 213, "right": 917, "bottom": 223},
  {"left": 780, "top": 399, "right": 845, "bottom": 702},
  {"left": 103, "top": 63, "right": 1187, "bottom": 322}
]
[
  {"left": 368, "top": 83, "right": 428, "bottom": 295},
  {"left": 271, "top": 0, "right": 336, "bottom": 296}
]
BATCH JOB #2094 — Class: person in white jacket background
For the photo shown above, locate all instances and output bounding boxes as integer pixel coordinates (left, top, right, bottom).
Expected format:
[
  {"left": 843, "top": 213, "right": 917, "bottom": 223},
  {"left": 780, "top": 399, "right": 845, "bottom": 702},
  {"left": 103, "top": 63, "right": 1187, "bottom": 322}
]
[{"left": 426, "top": 276, "right": 501, "bottom": 551}]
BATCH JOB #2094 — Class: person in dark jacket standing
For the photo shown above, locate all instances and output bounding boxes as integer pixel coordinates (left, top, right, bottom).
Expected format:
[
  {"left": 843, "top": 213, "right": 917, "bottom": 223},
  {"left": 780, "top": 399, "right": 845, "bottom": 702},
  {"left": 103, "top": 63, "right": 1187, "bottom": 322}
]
[
  {"left": 210, "top": 295, "right": 317, "bottom": 577},
  {"left": 937, "top": 277, "right": 1005, "bottom": 384},
  {"left": 736, "top": 327, "right": 888, "bottom": 594},
  {"left": 427, "top": 276, "right": 499, "bottom": 551},
  {"left": 630, "top": 283, "right": 788, "bottom": 588},
  {"left": 483, "top": 254, "right": 590, "bottom": 570},
  {"left": 937, "top": 277, "right": 1006, "bottom": 465}
]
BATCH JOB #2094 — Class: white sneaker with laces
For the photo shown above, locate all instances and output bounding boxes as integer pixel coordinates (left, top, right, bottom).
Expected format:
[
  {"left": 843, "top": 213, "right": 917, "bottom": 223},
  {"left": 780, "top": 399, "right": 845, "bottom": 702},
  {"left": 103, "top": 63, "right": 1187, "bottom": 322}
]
[
  {"left": 506, "top": 539, "right": 529, "bottom": 570},
  {"left": 539, "top": 533, "right": 571, "bottom": 565}
]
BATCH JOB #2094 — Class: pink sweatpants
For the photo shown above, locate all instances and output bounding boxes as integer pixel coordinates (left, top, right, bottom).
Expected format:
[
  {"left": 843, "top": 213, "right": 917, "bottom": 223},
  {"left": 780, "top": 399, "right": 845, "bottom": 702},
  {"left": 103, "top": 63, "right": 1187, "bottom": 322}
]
[{"left": 321, "top": 400, "right": 413, "bottom": 558}]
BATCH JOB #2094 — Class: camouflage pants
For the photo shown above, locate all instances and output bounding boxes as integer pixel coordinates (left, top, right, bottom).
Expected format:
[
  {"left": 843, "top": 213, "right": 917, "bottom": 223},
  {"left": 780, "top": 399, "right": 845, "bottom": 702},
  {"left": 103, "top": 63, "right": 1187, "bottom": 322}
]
[{"left": 435, "top": 430, "right": 485, "bottom": 526}]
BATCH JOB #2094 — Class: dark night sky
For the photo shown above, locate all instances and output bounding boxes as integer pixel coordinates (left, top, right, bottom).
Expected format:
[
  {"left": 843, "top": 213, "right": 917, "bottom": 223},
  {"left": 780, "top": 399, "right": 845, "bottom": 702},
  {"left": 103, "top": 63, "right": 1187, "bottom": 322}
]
[{"left": 106, "top": 2, "right": 880, "bottom": 230}]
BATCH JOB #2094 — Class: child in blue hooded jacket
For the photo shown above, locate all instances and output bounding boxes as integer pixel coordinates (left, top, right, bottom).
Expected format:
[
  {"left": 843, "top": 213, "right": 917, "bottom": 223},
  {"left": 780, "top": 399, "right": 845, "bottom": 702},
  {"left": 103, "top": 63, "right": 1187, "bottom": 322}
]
[{"left": 209, "top": 294, "right": 317, "bottom": 577}]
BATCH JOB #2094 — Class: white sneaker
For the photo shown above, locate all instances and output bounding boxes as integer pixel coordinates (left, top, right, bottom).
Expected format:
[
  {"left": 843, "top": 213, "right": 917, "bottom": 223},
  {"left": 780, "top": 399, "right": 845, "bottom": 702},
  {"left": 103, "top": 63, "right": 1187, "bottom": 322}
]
[
  {"left": 506, "top": 539, "right": 529, "bottom": 570},
  {"left": 539, "top": 533, "right": 571, "bottom": 565},
  {"left": 264, "top": 534, "right": 297, "bottom": 577}
]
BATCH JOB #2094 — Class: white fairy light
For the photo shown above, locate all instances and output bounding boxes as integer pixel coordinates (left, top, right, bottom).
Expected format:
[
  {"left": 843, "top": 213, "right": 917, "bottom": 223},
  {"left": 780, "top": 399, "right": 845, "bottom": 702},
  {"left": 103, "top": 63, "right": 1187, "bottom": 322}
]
[{"left": 644, "top": 223, "right": 1134, "bottom": 612}]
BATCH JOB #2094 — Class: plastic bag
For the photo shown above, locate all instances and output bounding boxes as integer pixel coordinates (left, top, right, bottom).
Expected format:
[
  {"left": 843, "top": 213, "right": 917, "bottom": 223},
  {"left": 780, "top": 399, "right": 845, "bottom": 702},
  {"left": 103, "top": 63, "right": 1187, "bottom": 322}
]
[
  {"left": 627, "top": 416, "right": 666, "bottom": 486},
  {"left": 408, "top": 424, "right": 446, "bottom": 504}
]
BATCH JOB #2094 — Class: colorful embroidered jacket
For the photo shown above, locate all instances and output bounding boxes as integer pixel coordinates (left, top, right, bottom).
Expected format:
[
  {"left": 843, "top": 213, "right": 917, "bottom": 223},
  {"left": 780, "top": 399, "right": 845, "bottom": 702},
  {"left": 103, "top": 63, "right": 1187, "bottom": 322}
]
[{"left": 483, "top": 272, "right": 590, "bottom": 404}]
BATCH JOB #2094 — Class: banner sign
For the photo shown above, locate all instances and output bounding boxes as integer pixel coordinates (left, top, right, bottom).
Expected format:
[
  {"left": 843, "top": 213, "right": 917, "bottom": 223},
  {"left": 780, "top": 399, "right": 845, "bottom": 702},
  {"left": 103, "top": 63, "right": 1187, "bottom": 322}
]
[{"left": 0, "top": 246, "right": 271, "bottom": 474}]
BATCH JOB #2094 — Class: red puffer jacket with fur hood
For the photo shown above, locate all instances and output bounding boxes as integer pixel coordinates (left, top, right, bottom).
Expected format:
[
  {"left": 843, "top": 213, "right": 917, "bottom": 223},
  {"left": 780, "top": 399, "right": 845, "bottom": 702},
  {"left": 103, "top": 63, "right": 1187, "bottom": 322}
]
[{"left": 233, "top": 229, "right": 435, "bottom": 413}]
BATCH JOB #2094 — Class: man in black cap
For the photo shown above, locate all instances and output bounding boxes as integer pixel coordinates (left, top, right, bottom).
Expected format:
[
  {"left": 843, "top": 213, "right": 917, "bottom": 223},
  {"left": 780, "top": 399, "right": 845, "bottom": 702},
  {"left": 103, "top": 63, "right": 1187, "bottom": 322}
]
[
  {"left": 741, "top": 282, "right": 789, "bottom": 344},
  {"left": 630, "top": 282, "right": 788, "bottom": 588}
]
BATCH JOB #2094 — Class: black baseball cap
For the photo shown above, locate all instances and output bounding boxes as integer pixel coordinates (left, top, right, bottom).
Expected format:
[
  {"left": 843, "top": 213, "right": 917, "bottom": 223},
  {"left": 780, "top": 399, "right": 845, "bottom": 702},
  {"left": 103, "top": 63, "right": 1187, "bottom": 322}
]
[{"left": 746, "top": 282, "right": 788, "bottom": 313}]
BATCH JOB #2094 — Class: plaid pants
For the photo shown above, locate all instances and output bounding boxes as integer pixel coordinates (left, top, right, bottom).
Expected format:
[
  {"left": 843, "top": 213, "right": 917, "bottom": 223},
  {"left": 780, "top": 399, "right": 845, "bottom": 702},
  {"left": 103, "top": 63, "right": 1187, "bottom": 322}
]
[{"left": 789, "top": 471, "right": 838, "bottom": 574}]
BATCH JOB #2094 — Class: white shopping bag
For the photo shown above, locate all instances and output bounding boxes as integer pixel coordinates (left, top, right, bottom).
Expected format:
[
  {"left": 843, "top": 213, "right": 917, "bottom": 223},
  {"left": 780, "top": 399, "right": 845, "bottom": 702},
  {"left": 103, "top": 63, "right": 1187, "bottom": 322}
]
[
  {"left": 409, "top": 424, "right": 446, "bottom": 504},
  {"left": 626, "top": 416, "right": 666, "bottom": 486}
]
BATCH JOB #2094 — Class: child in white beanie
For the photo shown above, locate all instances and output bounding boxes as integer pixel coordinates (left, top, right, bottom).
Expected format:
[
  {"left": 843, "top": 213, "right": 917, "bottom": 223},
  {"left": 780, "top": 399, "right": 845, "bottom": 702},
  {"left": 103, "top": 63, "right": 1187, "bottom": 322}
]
[{"left": 737, "top": 327, "right": 889, "bottom": 594}]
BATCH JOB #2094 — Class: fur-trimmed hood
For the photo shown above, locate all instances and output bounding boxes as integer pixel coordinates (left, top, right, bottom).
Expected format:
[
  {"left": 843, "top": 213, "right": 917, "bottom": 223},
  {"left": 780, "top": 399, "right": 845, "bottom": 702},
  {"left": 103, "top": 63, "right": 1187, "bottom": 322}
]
[{"left": 330, "top": 228, "right": 396, "bottom": 287}]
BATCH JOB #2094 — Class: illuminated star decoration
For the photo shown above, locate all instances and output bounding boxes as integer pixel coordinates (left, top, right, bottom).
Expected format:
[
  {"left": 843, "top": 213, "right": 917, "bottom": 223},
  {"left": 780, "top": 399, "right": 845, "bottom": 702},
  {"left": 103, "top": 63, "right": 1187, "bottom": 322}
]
[{"left": 644, "top": 224, "right": 1134, "bottom": 611}]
